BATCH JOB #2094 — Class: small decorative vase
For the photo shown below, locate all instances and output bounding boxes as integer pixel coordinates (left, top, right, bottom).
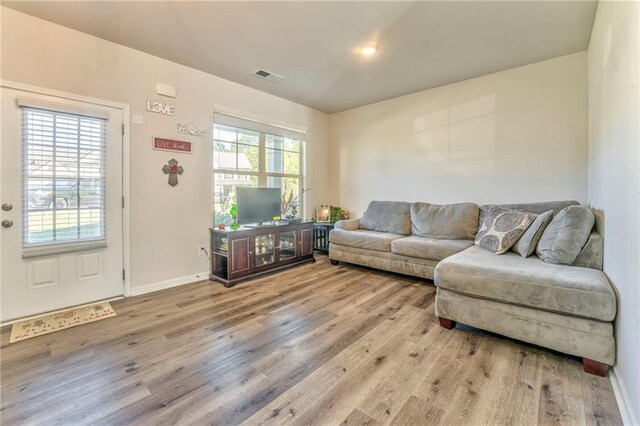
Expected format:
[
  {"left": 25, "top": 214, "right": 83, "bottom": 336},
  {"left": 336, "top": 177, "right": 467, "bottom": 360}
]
[{"left": 230, "top": 203, "right": 239, "bottom": 230}]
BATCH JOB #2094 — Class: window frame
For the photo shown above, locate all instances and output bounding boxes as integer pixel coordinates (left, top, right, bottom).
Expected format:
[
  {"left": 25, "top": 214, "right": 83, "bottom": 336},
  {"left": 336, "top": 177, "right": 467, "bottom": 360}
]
[{"left": 213, "top": 124, "right": 305, "bottom": 222}]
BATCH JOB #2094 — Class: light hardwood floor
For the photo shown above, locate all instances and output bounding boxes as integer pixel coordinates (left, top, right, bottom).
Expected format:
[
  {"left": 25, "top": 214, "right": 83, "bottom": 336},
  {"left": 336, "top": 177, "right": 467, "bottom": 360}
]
[{"left": 0, "top": 256, "right": 622, "bottom": 425}]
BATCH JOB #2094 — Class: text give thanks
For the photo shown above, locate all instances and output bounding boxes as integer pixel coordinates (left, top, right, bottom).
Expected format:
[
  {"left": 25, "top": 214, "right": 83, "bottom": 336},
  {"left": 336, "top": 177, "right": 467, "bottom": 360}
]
[{"left": 153, "top": 137, "right": 192, "bottom": 154}]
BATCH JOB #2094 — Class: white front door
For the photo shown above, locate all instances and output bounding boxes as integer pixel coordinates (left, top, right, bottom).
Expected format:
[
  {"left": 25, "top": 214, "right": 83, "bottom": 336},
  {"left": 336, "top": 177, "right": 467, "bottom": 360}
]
[{"left": 0, "top": 87, "right": 125, "bottom": 322}]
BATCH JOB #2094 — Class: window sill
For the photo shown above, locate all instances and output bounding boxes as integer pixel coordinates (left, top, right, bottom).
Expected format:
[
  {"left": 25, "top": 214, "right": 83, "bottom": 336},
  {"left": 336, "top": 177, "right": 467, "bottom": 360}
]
[{"left": 22, "top": 239, "right": 107, "bottom": 259}]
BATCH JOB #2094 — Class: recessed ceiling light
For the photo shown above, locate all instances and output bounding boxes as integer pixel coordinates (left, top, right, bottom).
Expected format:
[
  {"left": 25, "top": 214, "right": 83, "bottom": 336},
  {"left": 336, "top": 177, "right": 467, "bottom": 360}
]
[{"left": 361, "top": 46, "right": 377, "bottom": 56}]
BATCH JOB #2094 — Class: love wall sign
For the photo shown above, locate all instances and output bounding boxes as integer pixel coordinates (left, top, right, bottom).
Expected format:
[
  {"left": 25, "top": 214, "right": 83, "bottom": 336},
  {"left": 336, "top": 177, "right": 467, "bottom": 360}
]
[{"left": 153, "top": 137, "right": 192, "bottom": 154}]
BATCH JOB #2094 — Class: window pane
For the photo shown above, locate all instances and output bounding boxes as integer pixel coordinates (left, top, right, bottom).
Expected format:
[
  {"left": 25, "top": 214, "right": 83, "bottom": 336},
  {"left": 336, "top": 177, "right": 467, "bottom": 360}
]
[
  {"left": 55, "top": 209, "right": 79, "bottom": 242},
  {"left": 26, "top": 210, "right": 54, "bottom": 244},
  {"left": 266, "top": 134, "right": 300, "bottom": 152},
  {"left": 237, "top": 144, "right": 259, "bottom": 172},
  {"left": 214, "top": 124, "right": 260, "bottom": 145},
  {"left": 23, "top": 108, "right": 106, "bottom": 246},
  {"left": 213, "top": 175, "right": 259, "bottom": 226},
  {"left": 213, "top": 141, "right": 236, "bottom": 170},
  {"left": 213, "top": 125, "right": 260, "bottom": 173},
  {"left": 266, "top": 148, "right": 283, "bottom": 173},
  {"left": 79, "top": 208, "right": 103, "bottom": 239},
  {"left": 27, "top": 178, "right": 54, "bottom": 211},
  {"left": 79, "top": 179, "right": 103, "bottom": 209},
  {"left": 213, "top": 124, "right": 237, "bottom": 142},
  {"left": 27, "top": 144, "right": 54, "bottom": 177},
  {"left": 237, "top": 130, "right": 259, "bottom": 146},
  {"left": 268, "top": 176, "right": 301, "bottom": 219},
  {"left": 267, "top": 148, "right": 299, "bottom": 174},
  {"left": 284, "top": 151, "right": 299, "bottom": 174}
]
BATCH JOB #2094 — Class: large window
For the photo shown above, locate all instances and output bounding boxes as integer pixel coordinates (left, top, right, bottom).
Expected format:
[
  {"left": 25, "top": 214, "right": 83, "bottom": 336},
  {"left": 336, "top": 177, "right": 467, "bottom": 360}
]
[
  {"left": 213, "top": 115, "right": 304, "bottom": 226},
  {"left": 23, "top": 108, "right": 106, "bottom": 246}
]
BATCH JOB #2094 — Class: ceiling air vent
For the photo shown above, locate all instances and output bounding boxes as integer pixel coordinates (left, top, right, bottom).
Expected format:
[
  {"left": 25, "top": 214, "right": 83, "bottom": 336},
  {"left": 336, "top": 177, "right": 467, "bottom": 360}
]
[{"left": 253, "top": 69, "right": 285, "bottom": 83}]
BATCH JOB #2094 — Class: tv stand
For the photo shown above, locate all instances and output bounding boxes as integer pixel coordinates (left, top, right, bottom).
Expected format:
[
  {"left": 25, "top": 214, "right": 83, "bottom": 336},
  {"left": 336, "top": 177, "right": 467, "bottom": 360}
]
[{"left": 209, "top": 221, "right": 315, "bottom": 287}]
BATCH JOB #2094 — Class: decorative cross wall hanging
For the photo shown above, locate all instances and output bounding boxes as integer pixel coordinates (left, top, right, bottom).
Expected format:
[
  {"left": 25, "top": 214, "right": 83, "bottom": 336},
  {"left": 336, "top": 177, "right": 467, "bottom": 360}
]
[{"left": 162, "top": 158, "right": 183, "bottom": 187}]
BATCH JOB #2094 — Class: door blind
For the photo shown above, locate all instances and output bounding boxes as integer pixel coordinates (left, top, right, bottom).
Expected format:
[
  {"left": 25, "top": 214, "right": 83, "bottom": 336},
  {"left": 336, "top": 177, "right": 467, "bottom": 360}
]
[{"left": 22, "top": 107, "right": 107, "bottom": 247}]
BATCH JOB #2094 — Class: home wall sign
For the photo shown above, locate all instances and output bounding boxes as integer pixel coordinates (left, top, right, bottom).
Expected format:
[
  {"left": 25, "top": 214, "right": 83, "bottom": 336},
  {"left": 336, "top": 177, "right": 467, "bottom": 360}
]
[
  {"left": 177, "top": 122, "right": 205, "bottom": 137},
  {"left": 146, "top": 98, "right": 175, "bottom": 116},
  {"left": 153, "top": 137, "right": 192, "bottom": 153}
]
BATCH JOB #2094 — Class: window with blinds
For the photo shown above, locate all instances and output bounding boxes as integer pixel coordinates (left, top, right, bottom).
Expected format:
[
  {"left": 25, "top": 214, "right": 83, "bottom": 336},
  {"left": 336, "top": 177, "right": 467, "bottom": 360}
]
[{"left": 22, "top": 108, "right": 107, "bottom": 247}]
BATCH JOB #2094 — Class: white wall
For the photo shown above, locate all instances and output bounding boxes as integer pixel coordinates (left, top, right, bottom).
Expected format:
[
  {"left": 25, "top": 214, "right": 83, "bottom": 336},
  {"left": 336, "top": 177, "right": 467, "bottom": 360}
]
[
  {"left": 588, "top": 2, "right": 640, "bottom": 423},
  {"left": 328, "top": 53, "right": 588, "bottom": 215},
  {"left": 0, "top": 7, "right": 329, "bottom": 290}
]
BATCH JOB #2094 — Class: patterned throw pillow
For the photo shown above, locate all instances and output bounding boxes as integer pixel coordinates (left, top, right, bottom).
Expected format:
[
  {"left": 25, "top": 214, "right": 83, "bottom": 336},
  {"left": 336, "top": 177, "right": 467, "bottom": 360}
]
[{"left": 475, "top": 209, "right": 537, "bottom": 254}]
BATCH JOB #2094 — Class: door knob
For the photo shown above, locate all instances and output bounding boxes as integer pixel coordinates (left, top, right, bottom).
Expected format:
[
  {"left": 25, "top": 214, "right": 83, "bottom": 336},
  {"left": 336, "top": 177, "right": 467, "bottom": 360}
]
[
  {"left": 1, "top": 203, "right": 12, "bottom": 211},
  {"left": 1, "top": 219, "right": 13, "bottom": 228}
]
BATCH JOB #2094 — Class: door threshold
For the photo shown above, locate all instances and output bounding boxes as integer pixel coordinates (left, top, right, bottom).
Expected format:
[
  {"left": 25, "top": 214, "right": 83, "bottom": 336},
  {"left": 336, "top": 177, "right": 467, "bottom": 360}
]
[{"left": 0, "top": 295, "right": 125, "bottom": 327}]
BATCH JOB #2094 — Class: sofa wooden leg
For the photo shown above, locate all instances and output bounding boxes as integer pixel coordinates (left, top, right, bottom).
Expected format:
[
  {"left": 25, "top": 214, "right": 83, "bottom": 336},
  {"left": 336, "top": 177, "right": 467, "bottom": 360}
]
[
  {"left": 583, "top": 358, "right": 609, "bottom": 377},
  {"left": 330, "top": 259, "right": 339, "bottom": 266},
  {"left": 438, "top": 317, "right": 456, "bottom": 330}
]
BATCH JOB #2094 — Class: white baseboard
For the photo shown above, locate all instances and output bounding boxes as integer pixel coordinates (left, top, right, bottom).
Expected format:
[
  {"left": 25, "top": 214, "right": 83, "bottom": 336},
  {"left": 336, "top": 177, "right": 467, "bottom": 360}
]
[
  {"left": 610, "top": 366, "right": 639, "bottom": 425},
  {"left": 131, "top": 271, "right": 210, "bottom": 296}
]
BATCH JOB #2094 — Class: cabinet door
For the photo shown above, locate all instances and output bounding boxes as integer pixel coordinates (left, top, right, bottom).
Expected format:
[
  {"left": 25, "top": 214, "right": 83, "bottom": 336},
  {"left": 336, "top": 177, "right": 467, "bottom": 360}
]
[
  {"left": 229, "top": 237, "right": 250, "bottom": 275},
  {"left": 300, "top": 227, "right": 314, "bottom": 256},
  {"left": 254, "top": 233, "right": 276, "bottom": 268},
  {"left": 278, "top": 230, "right": 298, "bottom": 263}
]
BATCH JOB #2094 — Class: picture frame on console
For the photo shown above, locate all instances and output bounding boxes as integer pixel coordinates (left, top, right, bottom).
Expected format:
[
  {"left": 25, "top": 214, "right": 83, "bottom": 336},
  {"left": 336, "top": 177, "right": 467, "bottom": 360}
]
[{"left": 316, "top": 205, "right": 331, "bottom": 223}]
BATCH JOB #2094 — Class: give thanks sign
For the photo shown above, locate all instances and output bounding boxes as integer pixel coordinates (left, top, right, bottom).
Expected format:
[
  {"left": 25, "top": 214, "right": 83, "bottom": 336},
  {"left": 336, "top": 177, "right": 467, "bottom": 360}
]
[{"left": 153, "top": 137, "right": 192, "bottom": 154}]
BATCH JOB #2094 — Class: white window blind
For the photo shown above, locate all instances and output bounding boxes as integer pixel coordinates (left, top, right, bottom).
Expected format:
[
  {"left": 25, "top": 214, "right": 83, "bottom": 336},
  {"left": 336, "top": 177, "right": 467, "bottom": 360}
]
[
  {"left": 22, "top": 107, "right": 107, "bottom": 248},
  {"left": 214, "top": 112, "right": 306, "bottom": 141}
]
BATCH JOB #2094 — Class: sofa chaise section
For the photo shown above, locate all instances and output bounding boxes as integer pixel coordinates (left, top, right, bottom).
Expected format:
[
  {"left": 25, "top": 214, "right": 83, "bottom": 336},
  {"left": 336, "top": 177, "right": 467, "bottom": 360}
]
[
  {"left": 434, "top": 201, "right": 616, "bottom": 376},
  {"left": 435, "top": 246, "right": 616, "bottom": 322}
]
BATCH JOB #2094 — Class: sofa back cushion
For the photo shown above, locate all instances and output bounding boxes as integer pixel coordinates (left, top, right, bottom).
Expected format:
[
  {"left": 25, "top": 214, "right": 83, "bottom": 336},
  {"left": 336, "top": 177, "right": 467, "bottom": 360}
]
[
  {"left": 359, "top": 201, "right": 412, "bottom": 235},
  {"left": 572, "top": 231, "right": 604, "bottom": 270},
  {"left": 536, "top": 205, "right": 595, "bottom": 265},
  {"left": 479, "top": 200, "right": 579, "bottom": 225},
  {"left": 411, "top": 202, "right": 479, "bottom": 239},
  {"left": 511, "top": 210, "right": 554, "bottom": 257}
]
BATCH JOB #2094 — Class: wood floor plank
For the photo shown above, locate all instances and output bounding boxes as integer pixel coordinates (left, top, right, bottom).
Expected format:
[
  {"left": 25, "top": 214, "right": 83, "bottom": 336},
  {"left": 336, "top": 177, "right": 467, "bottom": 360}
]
[
  {"left": 389, "top": 395, "right": 444, "bottom": 426},
  {"left": 538, "top": 355, "right": 587, "bottom": 426},
  {"left": 0, "top": 256, "right": 622, "bottom": 426},
  {"left": 341, "top": 408, "right": 380, "bottom": 426}
]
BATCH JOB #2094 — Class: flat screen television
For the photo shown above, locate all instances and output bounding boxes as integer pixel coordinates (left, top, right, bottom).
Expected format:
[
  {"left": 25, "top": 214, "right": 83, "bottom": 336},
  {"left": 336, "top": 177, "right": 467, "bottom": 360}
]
[{"left": 236, "top": 187, "right": 282, "bottom": 225}]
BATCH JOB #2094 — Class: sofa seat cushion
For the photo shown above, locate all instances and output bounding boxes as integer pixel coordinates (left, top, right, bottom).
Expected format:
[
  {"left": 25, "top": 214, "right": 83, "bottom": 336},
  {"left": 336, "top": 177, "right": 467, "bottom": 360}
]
[
  {"left": 435, "top": 246, "right": 616, "bottom": 321},
  {"left": 391, "top": 236, "right": 473, "bottom": 261},
  {"left": 329, "top": 229, "right": 403, "bottom": 252}
]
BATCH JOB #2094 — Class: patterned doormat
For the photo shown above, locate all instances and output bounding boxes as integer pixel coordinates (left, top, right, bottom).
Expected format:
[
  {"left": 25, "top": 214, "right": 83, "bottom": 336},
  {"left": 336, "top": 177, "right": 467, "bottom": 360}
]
[{"left": 9, "top": 302, "right": 116, "bottom": 343}]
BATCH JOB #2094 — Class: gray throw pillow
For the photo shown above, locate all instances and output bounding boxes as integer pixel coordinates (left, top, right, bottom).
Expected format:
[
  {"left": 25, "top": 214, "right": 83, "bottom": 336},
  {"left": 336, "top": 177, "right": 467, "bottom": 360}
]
[
  {"left": 359, "top": 201, "right": 411, "bottom": 235},
  {"left": 475, "top": 209, "right": 536, "bottom": 254},
  {"left": 511, "top": 210, "right": 553, "bottom": 258},
  {"left": 536, "top": 205, "right": 595, "bottom": 265},
  {"left": 411, "top": 202, "right": 479, "bottom": 240}
]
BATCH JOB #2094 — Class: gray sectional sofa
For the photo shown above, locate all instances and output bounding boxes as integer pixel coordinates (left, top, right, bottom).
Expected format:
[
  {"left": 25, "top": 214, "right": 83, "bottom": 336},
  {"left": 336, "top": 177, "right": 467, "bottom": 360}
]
[{"left": 329, "top": 200, "right": 616, "bottom": 376}]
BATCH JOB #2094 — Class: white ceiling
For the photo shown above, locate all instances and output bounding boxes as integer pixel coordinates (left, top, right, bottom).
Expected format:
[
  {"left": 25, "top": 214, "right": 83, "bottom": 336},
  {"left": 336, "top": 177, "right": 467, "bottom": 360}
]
[{"left": 3, "top": 1, "right": 598, "bottom": 113}]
